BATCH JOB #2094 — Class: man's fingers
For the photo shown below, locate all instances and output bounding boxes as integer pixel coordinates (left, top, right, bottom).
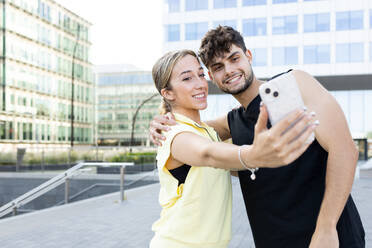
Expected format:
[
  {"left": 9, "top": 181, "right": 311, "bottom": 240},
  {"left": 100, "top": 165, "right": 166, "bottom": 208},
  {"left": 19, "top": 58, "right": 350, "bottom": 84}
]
[
  {"left": 149, "top": 130, "right": 165, "bottom": 146},
  {"left": 271, "top": 108, "right": 306, "bottom": 135},
  {"left": 150, "top": 120, "right": 171, "bottom": 132},
  {"left": 153, "top": 115, "right": 177, "bottom": 126},
  {"left": 165, "top": 112, "right": 176, "bottom": 123},
  {"left": 254, "top": 103, "right": 269, "bottom": 134}
]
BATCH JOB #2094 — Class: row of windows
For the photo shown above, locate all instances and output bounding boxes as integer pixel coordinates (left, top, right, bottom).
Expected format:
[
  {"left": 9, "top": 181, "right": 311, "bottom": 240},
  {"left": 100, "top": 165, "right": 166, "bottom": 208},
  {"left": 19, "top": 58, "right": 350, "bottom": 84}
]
[
  {"left": 5, "top": 34, "right": 93, "bottom": 83},
  {"left": 98, "top": 74, "right": 153, "bottom": 86},
  {"left": 8, "top": 0, "right": 90, "bottom": 42},
  {"left": 166, "top": 10, "right": 372, "bottom": 41},
  {"left": 167, "top": 0, "right": 333, "bottom": 13},
  {"left": 250, "top": 43, "right": 370, "bottom": 67},
  {"left": 6, "top": 4, "right": 90, "bottom": 63},
  {"left": 7, "top": 93, "right": 93, "bottom": 123},
  {"left": 0, "top": 120, "right": 92, "bottom": 143},
  {"left": 5, "top": 66, "right": 93, "bottom": 103},
  {"left": 98, "top": 112, "right": 155, "bottom": 122},
  {"left": 98, "top": 123, "right": 149, "bottom": 132}
]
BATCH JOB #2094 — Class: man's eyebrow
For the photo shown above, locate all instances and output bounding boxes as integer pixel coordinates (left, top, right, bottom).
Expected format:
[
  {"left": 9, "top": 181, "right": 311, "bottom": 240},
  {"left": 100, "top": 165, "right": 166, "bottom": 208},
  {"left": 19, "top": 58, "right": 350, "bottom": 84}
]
[
  {"left": 227, "top": 51, "right": 239, "bottom": 60},
  {"left": 210, "top": 52, "right": 240, "bottom": 68}
]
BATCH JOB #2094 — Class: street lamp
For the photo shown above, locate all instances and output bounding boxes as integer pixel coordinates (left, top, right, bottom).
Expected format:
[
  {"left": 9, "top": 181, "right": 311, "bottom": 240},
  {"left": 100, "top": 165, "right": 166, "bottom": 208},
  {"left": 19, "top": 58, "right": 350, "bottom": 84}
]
[
  {"left": 70, "top": 25, "right": 81, "bottom": 147},
  {"left": 130, "top": 93, "right": 158, "bottom": 148}
]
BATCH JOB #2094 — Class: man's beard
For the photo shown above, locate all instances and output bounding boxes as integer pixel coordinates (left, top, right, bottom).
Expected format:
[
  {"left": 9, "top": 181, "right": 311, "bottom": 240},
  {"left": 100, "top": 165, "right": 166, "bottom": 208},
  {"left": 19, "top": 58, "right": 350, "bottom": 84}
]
[{"left": 221, "top": 70, "right": 254, "bottom": 95}]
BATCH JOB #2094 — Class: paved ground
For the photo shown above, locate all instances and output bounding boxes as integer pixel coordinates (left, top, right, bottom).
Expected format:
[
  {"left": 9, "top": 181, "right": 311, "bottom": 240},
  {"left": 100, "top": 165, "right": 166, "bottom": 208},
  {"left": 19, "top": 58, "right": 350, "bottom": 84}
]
[{"left": 0, "top": 168, "right": 371, "bottom": 248}]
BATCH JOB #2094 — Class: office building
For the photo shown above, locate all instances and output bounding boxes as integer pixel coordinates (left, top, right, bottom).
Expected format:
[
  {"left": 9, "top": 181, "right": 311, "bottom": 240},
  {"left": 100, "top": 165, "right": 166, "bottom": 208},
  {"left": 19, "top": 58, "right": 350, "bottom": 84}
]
[
  {"left": 163, "top": 0, "right": 372, "bottom": 136},
  {"left": 0, "top": 0, "right": 95, "bottom": 152},
  {"left": 96, "top": 65, "right": 160, "bottom": 147}
]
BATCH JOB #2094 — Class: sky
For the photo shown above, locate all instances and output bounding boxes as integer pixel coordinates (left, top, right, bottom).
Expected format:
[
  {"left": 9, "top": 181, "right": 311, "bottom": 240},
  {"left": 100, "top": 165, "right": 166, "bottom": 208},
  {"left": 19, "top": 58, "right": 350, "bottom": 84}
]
[{"left": 56, "top": 0, "right": 163, "bottom": 71}]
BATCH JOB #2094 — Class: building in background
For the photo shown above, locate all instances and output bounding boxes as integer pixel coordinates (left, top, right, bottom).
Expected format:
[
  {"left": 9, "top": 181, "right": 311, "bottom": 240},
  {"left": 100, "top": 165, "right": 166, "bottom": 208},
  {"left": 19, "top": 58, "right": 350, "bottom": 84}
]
[
  {"left": 95, "top": 65, "right": 160, "bottom": 147},
  {"left": 163, "top": 0, "right": 372, "bottom": 137},
  {"left": 0, "top": 0, "right": 95, "bottom": 152}
]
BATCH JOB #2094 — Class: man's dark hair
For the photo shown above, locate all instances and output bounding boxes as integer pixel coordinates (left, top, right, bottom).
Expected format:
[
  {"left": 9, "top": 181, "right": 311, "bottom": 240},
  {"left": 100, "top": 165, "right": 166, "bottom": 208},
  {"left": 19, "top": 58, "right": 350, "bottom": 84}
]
[{"left": 199, "top": 25, "right": 247, "bottom": 68}]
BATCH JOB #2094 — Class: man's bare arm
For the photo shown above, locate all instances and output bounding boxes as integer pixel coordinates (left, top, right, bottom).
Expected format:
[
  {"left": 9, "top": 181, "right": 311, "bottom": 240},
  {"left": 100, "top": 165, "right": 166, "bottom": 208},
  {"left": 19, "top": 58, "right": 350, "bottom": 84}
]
[
  {"left": 294, "top": 70, "right": 358, "bottom": 247},
  {"left": 205, "top": 114, "right": 231, "bottom": 141}
]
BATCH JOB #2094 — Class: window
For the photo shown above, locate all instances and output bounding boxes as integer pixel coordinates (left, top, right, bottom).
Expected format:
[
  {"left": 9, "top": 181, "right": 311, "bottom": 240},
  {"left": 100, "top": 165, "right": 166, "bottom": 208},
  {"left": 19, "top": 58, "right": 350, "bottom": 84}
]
[
  {"left": 272, "top": 16, "right": 297, "bottom": 34},
  {"left": 214, "top": 0, "right": 236, "bottom": 9},
  {"left": 336, "top": 43, "right": 364, "bottom": 63},
  {"left": 185, "top": 22, "right": 208, "bottom": 40},
  {"left": 185, "top": 0, "right": 208, "bottom": 11},
  {"left": 251, "top": 48, "right": 267, "bottom": 66},
  {"left": 272, "top": 47, "right": 298, "bottom": 65},
  {"left": 165, "top": 24, "right": 180, "bottom": 42},
  {"left": 336, "top": 11, "right": 363, "bottom": 31},
  {"left": 304, "top": 45, "right": 330, "bottom": 64},
  {"left": 243, "top": 18, "right": 266, "bottom": 36},
  {"left": 273, "top": 0, "right": 297, "bottom": 3},
  {"left": 304, "top": 13, "right": 330, "bottom": 32},
  {"left": 243, "top": 0, "right": 266, "bottom": 6},
  {"left": 167, "top": 0, "right": 180, "bottom": 13},
  {"left": 213, "top": 20, "right": 237, "bottom": 29}
]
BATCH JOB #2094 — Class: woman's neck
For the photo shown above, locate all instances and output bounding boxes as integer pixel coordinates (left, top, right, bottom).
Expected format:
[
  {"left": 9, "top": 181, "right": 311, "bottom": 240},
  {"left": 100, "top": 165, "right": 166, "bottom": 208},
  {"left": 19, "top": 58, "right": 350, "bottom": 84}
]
[{"left": 172, "top": 108, "right": 202, "bottom": 125}]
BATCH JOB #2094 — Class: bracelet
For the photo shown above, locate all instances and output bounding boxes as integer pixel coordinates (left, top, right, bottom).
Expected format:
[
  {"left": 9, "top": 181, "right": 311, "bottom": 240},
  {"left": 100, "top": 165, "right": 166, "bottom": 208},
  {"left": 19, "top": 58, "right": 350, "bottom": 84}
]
[{"left": 238, "top": 145, "right": 259, "bottom": 180}]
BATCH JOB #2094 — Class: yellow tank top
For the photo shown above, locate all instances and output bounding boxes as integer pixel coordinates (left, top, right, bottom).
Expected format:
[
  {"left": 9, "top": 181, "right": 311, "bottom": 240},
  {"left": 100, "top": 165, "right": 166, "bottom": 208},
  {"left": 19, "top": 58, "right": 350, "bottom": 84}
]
[{"left": 151, "top": 113, "right": 232, "bottom": 248}]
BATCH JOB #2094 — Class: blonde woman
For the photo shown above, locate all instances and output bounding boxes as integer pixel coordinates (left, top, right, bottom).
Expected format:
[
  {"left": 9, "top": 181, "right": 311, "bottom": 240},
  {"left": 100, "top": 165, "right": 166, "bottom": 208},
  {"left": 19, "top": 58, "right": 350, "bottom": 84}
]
[{"left": 150, "top": 50, "right": 317, "bottom": 248}]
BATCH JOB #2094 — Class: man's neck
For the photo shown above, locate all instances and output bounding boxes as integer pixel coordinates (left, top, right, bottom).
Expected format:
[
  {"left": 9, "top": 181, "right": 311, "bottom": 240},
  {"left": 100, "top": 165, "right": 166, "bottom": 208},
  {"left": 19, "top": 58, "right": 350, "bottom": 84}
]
[{"left": 233, "top": 78, "right": 265, "bottom": 109}]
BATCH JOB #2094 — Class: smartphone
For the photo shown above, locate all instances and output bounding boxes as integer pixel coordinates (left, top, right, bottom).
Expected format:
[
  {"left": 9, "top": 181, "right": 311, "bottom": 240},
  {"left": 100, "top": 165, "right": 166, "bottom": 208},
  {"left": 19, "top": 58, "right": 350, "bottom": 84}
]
[{"left": 259, "top": 72, "right": 314, "bottom": 144}]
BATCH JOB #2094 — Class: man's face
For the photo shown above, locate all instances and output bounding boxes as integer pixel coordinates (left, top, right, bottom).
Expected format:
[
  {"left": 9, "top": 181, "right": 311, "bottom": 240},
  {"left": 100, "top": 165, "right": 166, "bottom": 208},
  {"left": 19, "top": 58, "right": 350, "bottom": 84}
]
[{"left": 208, "top": 44, "right": 254, "bottom": 95}]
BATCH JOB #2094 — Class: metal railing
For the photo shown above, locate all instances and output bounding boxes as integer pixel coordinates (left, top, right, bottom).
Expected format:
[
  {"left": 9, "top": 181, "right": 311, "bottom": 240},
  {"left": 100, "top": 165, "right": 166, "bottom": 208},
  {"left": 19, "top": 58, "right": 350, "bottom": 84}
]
[{"left": 0, "top": 162, "right": 134, "bottom": 218}]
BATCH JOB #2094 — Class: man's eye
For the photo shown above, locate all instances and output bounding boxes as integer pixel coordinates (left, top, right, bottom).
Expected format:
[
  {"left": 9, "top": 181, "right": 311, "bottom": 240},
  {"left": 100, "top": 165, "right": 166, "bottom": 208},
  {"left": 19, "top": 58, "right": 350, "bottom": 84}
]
[
  {"left": 199, "top": 73, "right": 205, "bottom": 78},
  {"left": 213, "top": 66, "right": 222, "bottom": 72},
  {"left": 232, "top": 57, "right": 239, "bottom": 61}
]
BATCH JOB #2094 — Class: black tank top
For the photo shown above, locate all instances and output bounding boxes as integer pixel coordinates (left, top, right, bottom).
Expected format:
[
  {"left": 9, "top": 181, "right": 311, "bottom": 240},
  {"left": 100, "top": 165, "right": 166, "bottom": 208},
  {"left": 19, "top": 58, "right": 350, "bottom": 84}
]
[{"left": 227, "top": 73, "right": 365, "bottom": 248}]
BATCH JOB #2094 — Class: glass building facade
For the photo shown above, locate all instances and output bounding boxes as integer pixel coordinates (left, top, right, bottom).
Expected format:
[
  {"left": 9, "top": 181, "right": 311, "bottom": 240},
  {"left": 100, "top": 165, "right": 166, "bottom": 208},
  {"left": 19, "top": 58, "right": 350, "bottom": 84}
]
[
  {"left": 163, "top": 0, "right": 372, "bottom": 137},
  {"left": 0, "top": 0, "right": 94, "bottom": 151},
  {"left": 96, "top": 68, "right": 161, "bottom": 146}
]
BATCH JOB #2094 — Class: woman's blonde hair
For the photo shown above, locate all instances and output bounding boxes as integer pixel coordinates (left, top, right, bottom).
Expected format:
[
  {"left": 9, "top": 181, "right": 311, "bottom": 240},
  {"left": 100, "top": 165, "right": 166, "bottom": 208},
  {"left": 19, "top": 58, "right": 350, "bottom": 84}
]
[{"left": 152, "top": 49, "right": 199, "bottom": 114}]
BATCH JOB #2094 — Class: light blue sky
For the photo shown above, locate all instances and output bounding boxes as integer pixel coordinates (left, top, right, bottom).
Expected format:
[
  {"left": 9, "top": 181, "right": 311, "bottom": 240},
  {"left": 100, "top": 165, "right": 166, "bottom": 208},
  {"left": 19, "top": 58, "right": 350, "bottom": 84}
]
[{"left": 56, "top": 0, "right": 163, "bottom": 70}]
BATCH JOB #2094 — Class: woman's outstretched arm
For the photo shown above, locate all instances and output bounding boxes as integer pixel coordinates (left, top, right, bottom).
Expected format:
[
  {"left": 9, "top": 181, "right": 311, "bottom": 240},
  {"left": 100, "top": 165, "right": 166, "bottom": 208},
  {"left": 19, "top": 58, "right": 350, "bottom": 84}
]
[{"left": 170, "top": 106, "right": 317, "bottom": 170}]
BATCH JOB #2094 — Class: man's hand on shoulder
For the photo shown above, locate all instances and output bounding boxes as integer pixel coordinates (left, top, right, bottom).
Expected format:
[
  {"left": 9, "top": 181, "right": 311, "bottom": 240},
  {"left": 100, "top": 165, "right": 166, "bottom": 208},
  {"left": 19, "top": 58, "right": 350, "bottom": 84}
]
[{"left": 149, "top": 113, "right": 177, "bottom": 146}]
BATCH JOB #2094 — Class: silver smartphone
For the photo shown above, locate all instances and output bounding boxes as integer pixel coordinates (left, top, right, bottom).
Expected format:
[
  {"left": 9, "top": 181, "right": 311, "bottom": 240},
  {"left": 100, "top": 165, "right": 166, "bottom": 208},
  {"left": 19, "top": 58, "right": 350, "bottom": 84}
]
[{"left": 259, "top": 72, "right": 314, "bottom": 144}]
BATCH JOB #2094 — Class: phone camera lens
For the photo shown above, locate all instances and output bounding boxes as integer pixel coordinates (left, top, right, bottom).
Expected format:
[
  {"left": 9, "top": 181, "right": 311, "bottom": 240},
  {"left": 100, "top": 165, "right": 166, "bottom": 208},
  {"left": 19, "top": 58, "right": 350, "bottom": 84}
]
[
  {"left": 265, "top": 88, "right": 271, "bottom": 94},
  {"left": 273, "top": 91, "right": 279, "bottom": 97}
]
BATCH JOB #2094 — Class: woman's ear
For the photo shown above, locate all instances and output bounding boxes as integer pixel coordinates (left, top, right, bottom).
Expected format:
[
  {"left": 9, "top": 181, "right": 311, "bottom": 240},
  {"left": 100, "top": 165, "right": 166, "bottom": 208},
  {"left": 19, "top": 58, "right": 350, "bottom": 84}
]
[{"left": 161, "top": 88, "right": 175, "bottom": 102}]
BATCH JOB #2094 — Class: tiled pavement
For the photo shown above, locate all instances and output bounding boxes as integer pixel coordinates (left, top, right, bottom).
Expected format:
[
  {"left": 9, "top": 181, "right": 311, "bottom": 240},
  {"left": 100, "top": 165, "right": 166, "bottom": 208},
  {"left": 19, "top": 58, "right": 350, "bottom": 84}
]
[{"left": 0, "top": 169, "right": 371, "bottom": 248}]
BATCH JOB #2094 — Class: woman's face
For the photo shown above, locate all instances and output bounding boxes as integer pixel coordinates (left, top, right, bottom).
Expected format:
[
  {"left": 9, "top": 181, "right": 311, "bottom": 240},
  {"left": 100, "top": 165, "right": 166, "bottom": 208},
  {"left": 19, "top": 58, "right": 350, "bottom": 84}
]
[{"left": 164, "top": 54, "right": 208, "bottom": 112}]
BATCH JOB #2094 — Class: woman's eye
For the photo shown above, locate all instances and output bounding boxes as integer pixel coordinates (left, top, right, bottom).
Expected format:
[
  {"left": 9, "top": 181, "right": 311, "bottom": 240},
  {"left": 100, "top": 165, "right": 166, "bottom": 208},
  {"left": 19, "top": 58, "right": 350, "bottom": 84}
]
[
  {"left": 199, "top": 73, "right": 205, "bottom": 78},
  {"left": 232, "top": 57, "right": 239, "bottom": 61},
  {"left": 182, "top": 77, "right": 191, "bottom": 81}
]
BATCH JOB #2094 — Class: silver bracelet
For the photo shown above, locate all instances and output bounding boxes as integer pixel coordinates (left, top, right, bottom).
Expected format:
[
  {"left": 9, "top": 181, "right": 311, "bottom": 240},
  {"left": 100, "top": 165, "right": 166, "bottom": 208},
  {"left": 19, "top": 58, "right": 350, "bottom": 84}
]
[{"left": 238, "top": 145, "right": 259, "bottom": 180}]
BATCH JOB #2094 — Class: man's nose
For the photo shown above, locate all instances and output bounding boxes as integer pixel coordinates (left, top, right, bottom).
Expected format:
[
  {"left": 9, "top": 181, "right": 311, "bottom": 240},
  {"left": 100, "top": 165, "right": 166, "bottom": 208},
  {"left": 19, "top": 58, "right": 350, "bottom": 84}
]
[{"left": 224, "top": 63, "right": 234, "bottom": 77}]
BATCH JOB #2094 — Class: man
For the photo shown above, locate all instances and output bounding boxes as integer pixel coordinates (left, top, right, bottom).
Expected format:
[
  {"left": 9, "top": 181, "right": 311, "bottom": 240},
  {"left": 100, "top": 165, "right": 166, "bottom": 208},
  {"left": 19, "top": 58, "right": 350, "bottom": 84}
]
[{"left": 150, "top": 26, "right": 365, "bottom": 247}]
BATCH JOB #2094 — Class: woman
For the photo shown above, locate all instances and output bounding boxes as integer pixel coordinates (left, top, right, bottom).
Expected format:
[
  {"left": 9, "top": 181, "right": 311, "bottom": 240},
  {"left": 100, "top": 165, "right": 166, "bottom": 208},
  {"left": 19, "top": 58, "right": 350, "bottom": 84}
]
[{"left": 150, "top": 50, "right": 316, "bottom": 248}]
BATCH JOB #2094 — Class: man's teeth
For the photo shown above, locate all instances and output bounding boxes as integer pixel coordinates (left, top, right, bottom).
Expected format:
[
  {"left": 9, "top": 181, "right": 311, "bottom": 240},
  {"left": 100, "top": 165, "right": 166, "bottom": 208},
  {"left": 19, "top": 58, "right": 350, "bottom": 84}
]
[
  {"left": 228, "top": 75, "right": 241, "bottom": 83},
  {"left": 194, "top": 94, "right": 205, "bottom": 99}
]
